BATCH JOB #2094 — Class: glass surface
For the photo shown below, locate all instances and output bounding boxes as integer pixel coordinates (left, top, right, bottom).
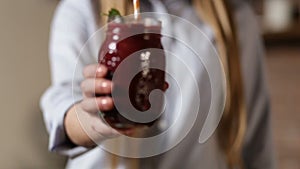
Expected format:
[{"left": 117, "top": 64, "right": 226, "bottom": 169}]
[{"left": 98, "top": 17, "right": 166, "bottom": 130}]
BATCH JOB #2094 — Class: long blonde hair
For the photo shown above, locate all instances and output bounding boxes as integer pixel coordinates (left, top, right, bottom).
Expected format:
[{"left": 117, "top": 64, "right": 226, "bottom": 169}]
[{"left": 98, "top": 0, "right": 247, "bottom": 168}]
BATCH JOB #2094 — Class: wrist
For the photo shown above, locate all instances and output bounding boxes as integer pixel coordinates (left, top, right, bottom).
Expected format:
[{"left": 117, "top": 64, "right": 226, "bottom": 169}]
[{"left": 64, "top": 104, "right": 96, "bottom": 148}]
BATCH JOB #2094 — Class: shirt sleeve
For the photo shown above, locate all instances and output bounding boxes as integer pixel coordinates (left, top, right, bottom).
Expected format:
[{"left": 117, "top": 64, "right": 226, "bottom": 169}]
[
  {"left": 236, "top": 3, "right": 276, "bottom": 169},
  {"left": 242, "top": 39, "right": 276, "bottom": 169},
  {"left": 40, "top": 0, "right": 95, "bottom": 157}
]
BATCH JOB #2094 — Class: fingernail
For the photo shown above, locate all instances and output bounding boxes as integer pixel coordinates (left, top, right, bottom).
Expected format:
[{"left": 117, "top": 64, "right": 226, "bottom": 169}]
[
  {"left": 97, "top": 66, "right": 103, "bottom": 73},
  {"left": 101, "top": 81, "right": 108, "bottom": 88},
  {"left": 101, "top": 98, "right": 108, "bottom": 105}
]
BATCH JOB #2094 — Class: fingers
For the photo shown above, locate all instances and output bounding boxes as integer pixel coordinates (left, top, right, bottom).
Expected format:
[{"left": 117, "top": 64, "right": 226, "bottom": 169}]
[
  {"left": 76, "top": 64, "right": 125, "bottom": 142},
  {"left": 118, "top": 128, "right": 136, "bottom": 136},
  {"left": 81, "top": 64, "right": 112, "bottom": 98},
  {"left": 91, "top": 119, "right": 120, "bottom": 138},
  {"left": 77, "top": 101, "right": 135, "bottom": 137},
  {"left": 80, "top": 97, "right": 114, "bottom": 113},
  {"left": 83, "top": 64, "right": 108, "bottom": 78},
  {"left": 74, "top": 104, "right": 120, "bottom": 143},
  {"left": 81, "top": 78, "right": 112, "bottom": 97}
]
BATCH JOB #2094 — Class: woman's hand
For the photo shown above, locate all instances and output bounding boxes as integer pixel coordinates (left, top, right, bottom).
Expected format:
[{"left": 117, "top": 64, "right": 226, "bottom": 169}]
[{"left": 64, "top": 64, "right": 130, "bottom": 147}]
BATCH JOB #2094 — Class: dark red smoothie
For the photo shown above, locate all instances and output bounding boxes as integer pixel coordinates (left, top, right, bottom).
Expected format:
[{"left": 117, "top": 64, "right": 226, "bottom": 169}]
[{"left": 98, "top": 18, "right": 166, "bottom": 130}]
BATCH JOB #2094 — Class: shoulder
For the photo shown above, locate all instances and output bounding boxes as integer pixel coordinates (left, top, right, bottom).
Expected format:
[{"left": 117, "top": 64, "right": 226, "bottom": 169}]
[
  {"left": 232, "top": 1, "right": 262, "bottom": 57},
  {"left": 233, "top": 1, "right": 260, "bottom": 34},
  {"left": 57, "top": 0, "right": 94, "bottom": 14},
  {"left": 52, "top": 0, "right": 97, "bottom": 29}
]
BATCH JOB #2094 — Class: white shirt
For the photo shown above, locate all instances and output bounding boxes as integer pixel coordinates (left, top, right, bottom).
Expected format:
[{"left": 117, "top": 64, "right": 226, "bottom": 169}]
[{"left": 40, "top": 0, "right": 275, "bottom": 168}]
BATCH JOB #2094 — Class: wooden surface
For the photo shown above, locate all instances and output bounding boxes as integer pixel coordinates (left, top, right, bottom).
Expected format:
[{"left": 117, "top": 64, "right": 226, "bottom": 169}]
[
  {"left": 264, "top": 23, "right": 300, "bottom": 43},
  {"left": 266, "top": 45, "right": 300, "bottom": 169}
]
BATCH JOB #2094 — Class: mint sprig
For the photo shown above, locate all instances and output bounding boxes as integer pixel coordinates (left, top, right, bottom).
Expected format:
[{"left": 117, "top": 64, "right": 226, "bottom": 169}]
[
  {"left": 108, "top": 8, "right": 121, "bottom": 17},
  {"left": 102, "top": 8, "right": 123, "bottom": 22}
]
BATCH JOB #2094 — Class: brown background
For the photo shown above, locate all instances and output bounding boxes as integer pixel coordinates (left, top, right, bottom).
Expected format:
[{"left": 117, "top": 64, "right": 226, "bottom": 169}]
[{"left": 0, "top": 0, "right": 65, "bottom": 168}]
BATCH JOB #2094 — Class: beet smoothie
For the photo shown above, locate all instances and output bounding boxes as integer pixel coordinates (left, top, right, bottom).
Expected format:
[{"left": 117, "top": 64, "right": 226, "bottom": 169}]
[{"left": 98, "top": 18, "right": 166, "bottom": 130}]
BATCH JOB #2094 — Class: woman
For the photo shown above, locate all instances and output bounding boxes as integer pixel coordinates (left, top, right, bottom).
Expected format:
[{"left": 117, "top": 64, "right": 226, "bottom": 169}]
[{"left": 41, "top": 0, "right": 275, "bottom": 168}]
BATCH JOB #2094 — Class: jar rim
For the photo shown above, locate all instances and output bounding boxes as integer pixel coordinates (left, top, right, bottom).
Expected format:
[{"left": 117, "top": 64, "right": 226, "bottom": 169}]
[{"left": 109, "top": 17, "right": 162, "bottom": 27}]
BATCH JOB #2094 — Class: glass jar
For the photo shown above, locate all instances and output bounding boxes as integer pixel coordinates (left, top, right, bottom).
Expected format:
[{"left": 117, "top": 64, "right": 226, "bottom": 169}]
[{"left": 98, "top": 17, "right": 166, "bottom": 130}]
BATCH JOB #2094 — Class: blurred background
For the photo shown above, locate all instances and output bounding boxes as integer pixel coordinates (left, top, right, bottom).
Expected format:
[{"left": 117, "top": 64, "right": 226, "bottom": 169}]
[{"left": 0, "top": 0, "right": 299, "bottom": 168}]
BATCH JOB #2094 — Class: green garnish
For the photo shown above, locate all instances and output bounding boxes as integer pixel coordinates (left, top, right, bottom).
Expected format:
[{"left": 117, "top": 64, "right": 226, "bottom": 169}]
[
  {"left": 102, "top": 8, "right": 122, "bottom": 18},
  {"left": 103, "top": 8, "right": 123, "bottom": 22},
  {"left": 108, "top": 8, "right": 122, "bottom": 18}
]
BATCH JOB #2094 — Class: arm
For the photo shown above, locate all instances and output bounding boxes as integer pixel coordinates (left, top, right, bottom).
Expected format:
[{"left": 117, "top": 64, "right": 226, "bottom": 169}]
[
  {"left": 40, "top": 0, "right": 119, "bottom": 157},
  {"left": 242, "top": 38, "right": 276, "bottom": 169}
]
